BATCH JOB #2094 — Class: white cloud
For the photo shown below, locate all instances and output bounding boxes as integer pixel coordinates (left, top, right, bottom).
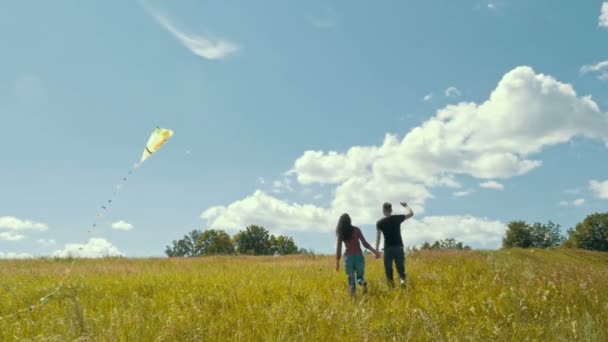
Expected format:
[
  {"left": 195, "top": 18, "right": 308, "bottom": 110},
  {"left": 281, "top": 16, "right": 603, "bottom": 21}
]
[
  {"left": 589, "top": 180, "right": 608, "bottom": 199},
  {"left": 0, "top": 216, "right": 48, "bottom": 241},
  {"left": 406, "top": 216, "right": 507, "bottom": 249},
  {"left": 0, "top": 231, "right": 25, "bottom": 241},
  {"left": 0, "top": 216, "right": 48, "bottom": 231},
  {"left": 559, "top": 198, "right": 586, "bottom": 207},
  {"left": 111, "top": 220, "right": 134, "bottom": 231},
  {"left": 52, "top": 238, "right": 124, "bottom": 258},
  {"left": 201, "top": 66, "right": 608, "bottom": 248},
  {"left": 150, "top": 12, "right": 238, "bottom": 60},
  {"left": 423, "top": 93, "right": 433, "bottom": 102},
  {"left": 572, "top": 198, "right": 585, "bottom": 206},
  {"left": 444, "top": 86, "right": 462, "bottom": 97},
  {"left": 600, "top": 2, "right": 608, "bottom": 28},
  {"left": 38, "top": 239, "right": 56, "bottom": 247},
  {"left": 453, "top": 189, "right": 474, "bottom": 197},
  {"left": 202, "top": 190, "right": 332, "bottom": 233},
  {"left": 580, "top": 60, "right": 608, "bottom": 81},
  {"left": 0, "top": 252, "right": 33, "bottom": 259},
  {"left": 479, "top": 180, "right": 504, "bottom": 190}
]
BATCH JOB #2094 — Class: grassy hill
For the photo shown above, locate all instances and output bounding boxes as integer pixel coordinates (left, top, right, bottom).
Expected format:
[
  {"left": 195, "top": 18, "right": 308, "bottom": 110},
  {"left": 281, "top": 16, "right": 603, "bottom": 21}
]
[{"left": 1, "top": 249, "right": 607, "bottom": 341}]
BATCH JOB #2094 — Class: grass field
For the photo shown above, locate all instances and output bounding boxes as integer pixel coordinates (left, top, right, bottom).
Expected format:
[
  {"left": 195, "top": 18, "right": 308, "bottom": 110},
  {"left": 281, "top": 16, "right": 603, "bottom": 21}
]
[{"left": 1, "top": 249, "right": 607, "bottom": 341}]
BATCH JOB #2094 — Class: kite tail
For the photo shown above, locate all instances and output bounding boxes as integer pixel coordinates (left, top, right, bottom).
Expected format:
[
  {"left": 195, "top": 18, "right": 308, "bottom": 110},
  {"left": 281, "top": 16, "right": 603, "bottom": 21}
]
[{"left": 0, "top": 165, "right": 139, "bottom": 321}]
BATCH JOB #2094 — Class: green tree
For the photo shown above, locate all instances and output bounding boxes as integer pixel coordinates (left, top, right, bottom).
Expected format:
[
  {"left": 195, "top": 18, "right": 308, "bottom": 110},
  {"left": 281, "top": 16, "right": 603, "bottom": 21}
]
[
  {"left": 502, "top": 221, "right": 533, "bottom": 248},
  {"left": 565, "top": 212, "right": 608, "bottom": 251},
  {"left": 270, "top": 235, "right": 299, "bottom": 255},
  {"left": 233, "top": 225, "right": 272, "bottom": 255},
  {"left": 530, "top": 221, "right": 564, "bottom": 248},
  {"left": 195, "top": 229, "right": 235, "bottom": 255},
  {"left": 165, "top": 230, "right": 203, "bottom": 257},
  {"left": 503, "top": 220, "right": 565, "bottom": 249},
  {"left": 420, "top": 238, "right": 471, "bottom": 250}
]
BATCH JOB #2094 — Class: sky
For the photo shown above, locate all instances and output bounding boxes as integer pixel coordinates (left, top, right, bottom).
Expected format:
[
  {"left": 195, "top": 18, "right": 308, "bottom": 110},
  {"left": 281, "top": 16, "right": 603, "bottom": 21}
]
[{"left": 1, "top": 0, "right": 607, "bottom": 258}]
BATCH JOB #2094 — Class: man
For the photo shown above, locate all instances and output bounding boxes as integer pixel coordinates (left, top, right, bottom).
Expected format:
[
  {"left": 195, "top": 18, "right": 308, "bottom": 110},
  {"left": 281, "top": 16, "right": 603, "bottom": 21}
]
[{"left": 376, "top": 201, "right": 414, "bottom": 288}]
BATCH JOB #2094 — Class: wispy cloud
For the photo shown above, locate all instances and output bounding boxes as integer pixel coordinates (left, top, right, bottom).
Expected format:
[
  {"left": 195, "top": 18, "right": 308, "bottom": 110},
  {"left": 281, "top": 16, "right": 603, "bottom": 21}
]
[
  {"left": 444, "top": 86, "right": 462, "bottom": 97},
  {"left": 565, "top": 187, "right": 582, "bottom": 195},
  {"left": 474, "top": 0, "right": 500, "bottom": 11},
  {"left": 600, "top": 2, "right": 608, "bottom": 28},
  {"left": 580, "top": 60, "right": 608, "bottom": 81},
  {"left": 150, "top": 12, "right": 238, "bottom": 60},
  {"left": 423, "top": 93, "right": 433, "bottom": 102},
  {"left": 112, "top": 220, "right": 134, "bottom": 231},
  {"left": 558, "top": 198, "right": 585, "bottom": 207},
  {"left": 309, "top": 7, "right": 337, "bottom": 29},
  {"left": 453, "top": 189, "right": 474, "bottom": 197},
  {"left": 479, "top": 180, "right": 504, "bottom": 190}
]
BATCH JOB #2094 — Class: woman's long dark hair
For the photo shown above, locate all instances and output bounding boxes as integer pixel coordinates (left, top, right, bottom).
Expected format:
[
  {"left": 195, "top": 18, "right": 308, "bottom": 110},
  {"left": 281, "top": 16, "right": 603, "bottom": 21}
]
[{"left": 336, "top": 213, "right": 354, "bottom": 241}]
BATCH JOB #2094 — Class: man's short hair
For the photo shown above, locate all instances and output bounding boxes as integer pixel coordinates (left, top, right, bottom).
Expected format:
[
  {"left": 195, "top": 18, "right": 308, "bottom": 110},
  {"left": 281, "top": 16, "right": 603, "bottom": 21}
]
[{"left": 383, "top": 202, "right": 392, "bottom": 211}]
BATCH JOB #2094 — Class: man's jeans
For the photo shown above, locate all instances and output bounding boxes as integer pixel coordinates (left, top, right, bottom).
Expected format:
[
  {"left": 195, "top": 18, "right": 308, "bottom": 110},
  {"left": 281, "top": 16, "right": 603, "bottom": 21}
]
[{"left": 384, "top": 245, "right": 406, "bottom": 286}]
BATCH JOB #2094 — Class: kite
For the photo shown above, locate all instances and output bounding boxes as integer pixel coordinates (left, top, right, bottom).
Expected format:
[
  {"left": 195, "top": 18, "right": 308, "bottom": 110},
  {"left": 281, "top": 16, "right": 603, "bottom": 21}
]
[{"left": 139, "top": 127, "right": 174, "bottom": 166}]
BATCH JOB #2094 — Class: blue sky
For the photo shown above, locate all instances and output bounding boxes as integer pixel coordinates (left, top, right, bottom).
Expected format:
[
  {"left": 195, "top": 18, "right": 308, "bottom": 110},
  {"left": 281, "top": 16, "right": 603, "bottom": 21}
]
[{"left": 1, "top": 0, "right": 607, "bottom": 257}]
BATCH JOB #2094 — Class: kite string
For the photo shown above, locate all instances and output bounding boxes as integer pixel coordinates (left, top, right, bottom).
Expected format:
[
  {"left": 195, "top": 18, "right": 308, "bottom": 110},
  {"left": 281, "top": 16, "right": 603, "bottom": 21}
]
[{"left": 0, "top": 163, "right": 139, "bottom": 321}]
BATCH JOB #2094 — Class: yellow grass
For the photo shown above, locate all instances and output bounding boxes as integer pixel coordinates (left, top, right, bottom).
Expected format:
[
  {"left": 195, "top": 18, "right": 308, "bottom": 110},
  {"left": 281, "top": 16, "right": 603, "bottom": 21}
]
[{"left": 1, "top": 249, "right": 607, "bottom": 341}]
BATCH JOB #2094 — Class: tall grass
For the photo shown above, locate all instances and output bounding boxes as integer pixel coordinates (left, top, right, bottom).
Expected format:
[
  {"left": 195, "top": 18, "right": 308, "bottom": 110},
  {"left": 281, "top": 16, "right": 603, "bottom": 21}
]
[{"left": 1, "top": 249, "right": 607, "bottom": 341}]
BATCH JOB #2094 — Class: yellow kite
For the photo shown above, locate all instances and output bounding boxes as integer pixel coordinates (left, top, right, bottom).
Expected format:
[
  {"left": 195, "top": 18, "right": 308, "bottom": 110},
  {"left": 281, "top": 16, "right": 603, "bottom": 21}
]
[{"left": 138, "top": 127, "right": 174, "bottom": 166}]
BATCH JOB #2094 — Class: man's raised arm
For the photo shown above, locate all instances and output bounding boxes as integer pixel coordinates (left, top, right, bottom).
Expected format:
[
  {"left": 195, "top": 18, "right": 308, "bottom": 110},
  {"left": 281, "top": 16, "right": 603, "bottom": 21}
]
[{"left": 400, "top": 202, "right": 414, "bottom": 220}]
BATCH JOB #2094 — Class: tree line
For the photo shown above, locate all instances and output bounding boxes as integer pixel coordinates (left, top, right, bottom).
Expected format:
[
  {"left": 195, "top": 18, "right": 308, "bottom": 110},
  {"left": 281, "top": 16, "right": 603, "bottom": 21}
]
[
  {"left": 503, "top": 212, "right": 608, "bottom": 251},
  {"left": 165, "top": 211, "right": 608, "bottom": 256},
  {"left": 165, "top": 225, "right": 312, "bottom": 257}
]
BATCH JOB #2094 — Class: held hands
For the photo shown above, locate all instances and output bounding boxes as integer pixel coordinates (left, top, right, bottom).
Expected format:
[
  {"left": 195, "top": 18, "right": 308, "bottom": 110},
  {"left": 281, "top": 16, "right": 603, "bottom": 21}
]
[{"left": 374, "top": 250, "right": 382, "bottom": 259}]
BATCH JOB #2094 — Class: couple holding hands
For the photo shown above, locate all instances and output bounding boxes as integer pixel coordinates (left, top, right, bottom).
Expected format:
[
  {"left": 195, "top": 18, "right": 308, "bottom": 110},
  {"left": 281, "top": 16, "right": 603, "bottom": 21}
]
[{"left": 335, "top": 202, "right": 414, "bottom": 295}]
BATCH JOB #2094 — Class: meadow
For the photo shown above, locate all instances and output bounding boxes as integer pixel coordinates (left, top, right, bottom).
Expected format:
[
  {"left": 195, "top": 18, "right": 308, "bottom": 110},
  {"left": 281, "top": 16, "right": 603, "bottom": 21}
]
[{"left": 1, "top": 249, "right": 607, "bottom": 341}]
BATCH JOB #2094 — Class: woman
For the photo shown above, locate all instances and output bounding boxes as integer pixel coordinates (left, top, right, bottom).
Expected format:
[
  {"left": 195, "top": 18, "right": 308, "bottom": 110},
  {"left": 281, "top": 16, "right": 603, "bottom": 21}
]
[{"left": 336, "top": 213, "right": 381, "bottom": 296}]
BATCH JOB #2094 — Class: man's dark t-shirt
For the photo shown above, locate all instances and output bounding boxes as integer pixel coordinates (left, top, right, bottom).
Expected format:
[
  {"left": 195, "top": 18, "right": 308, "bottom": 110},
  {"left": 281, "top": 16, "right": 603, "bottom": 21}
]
[{"left": 376, "top": 215, "right": 406, "bottom": 249}]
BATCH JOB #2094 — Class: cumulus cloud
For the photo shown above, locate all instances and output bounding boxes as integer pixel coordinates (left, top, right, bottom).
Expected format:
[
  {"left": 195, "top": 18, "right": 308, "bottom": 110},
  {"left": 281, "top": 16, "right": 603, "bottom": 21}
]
[
  {"left": 0, "top": 216, "right": 48, "bottom": 241},
  {"left": 201, "top": 66, "right": 608, "bottom": 247},
  {"left": 150, "top": 12, "right": 238, "bottom": 60},
  {"left": 600, "top": 2, "right": 608, "bottom": 28},
  {"left": 111, "top": 220, "right": 134, "bottom": 231},
  {"left": 406, "top": 216, "right": 506, "bottom": 249},
  {"left": 444, "top": 86, "right": 462, "bottom": 97},
  {"left": 589, "top": 179, "right": 608, "bottom": 199},
  {"left": 580, "top": 60, "right": 608, "bottom": 81},
  {"left": 0, "top": 252, "right": 33, "bottom": 259},
  {"left": 202, "top": 190, "right": 332, "bottom": 233},
  {"left": 479, "top": 180, "right": 504, "bottom": 190},
  {"left": 52, "top": 238, "right": 124, "bottom": 258}
]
